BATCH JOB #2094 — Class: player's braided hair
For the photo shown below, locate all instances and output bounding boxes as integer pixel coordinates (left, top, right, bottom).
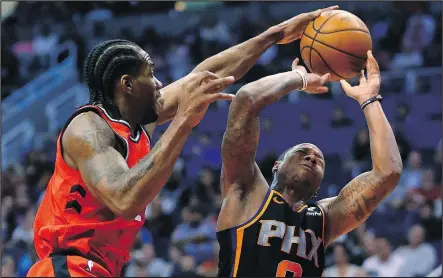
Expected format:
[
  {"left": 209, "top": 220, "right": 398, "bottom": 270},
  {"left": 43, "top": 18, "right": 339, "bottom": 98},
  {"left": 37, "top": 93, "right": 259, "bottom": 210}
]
[{"left": 84, "top": 39, "right": 146, "bottom": 118}]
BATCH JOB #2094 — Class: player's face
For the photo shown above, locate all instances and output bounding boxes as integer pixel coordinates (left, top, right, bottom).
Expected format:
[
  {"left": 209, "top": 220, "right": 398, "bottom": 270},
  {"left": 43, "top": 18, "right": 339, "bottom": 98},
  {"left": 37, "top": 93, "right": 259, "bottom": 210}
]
[
  {"left": 133, "top": 52, "right": 163, "bottom": 125},
  {"left": 277, "top": 144, "right": 325, "bottom": 201}
]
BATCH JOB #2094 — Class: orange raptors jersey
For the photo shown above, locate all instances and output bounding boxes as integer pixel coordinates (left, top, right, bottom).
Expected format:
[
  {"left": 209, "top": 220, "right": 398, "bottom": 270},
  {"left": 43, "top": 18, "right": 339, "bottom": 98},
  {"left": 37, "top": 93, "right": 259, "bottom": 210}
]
[{"left": 33, "top": 105, "right": 151, "bottom": 276}]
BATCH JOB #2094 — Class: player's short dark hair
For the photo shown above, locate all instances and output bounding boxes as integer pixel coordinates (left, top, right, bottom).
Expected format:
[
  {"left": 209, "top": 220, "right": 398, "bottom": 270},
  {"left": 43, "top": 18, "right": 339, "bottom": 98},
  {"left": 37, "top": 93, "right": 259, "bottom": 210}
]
[
  {"left": 277, "top": 146, "right": 296, "bottom": 162},
  {"left": 84, "top": 39, "right": 147, "bottom": 118}
]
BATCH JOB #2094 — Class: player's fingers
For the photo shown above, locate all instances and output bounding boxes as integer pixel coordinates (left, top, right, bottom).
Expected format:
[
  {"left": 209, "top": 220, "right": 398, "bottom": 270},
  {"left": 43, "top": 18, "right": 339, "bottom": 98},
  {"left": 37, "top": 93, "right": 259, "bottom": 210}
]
[
  {"left": 340, "top": 79, "right": 352, "bottom": 92},
  {"left": 320, "top": 5, "right": 340, "bottom": 13},
  {"left": 319, "top": 73, "right": 330, "bottom": 85},
  {"left": 193, "top": 71, "right": 220, "bottom": 85},
  {"left": 292, "top": 58, "right": 299, "bottom": 70},
  {"left": 359, "top": 70, "right": 367, "bottom": 84},
  {"left": 366, "top": 50, "right": 380, "bottom": 81},
  {"left": 308, "top": 9, "right": 323, "bottom": 19},
  {"left": 202, "top": 76, "right": 235, "bottom": 93},
  {"left": 206, "top": 93, "right": 236, "bottom": 103},
  {"left": 314, "top": 86, "right": 329, "bottom": 94}
]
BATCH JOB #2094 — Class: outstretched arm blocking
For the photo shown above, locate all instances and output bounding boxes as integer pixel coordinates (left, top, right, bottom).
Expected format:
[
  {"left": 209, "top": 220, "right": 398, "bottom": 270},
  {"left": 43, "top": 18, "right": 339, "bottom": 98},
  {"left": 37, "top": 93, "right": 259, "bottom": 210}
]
[
  {"left": 151, "top": 5, "right": 339, "bottom": 131},
  {"left": 320, "top": 51, "right": 403, "bottom": 247}
]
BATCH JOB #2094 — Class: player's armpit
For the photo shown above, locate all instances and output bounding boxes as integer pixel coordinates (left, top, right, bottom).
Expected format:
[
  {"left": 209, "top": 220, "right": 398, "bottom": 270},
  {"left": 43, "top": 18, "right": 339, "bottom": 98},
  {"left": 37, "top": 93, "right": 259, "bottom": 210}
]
[{"left": 319, "top": 170, "right": 400, "bottom": 247}]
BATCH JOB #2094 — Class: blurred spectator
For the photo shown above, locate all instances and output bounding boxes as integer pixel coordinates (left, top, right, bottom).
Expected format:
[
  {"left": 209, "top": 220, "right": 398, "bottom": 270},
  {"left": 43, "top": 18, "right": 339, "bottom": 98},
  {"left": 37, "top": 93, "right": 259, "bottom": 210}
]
[
  {"left": 32, "top": 23, "right": 59, "bottom": 68},
  {"left": 362, "top": 237, "right": 404, "bottom": 277},
  {"left": 418, "top": 201, "right": 442, "bottom": 242},
  {"left": 402, "top": 2, "right": 436, "bottom": 52},
  {"left": 434, "top": 140, "right": 442, "bottom": 184},
  {"left": 196, "top": 243, "right": 219, "bottom": 277},
  {"left": 126, "top": 243, "right": 173, "bottom": 277},
  {"left": 401, "top": 151, "right": 425, "bottom": 188},
  {"left": 330, "top": 107, "right": 353, "bottom": 128},
  {"left": 406, "top": 169, "right": 440, "bottom": 210},
  {"left": 193, "top": 167, "right": 221, "bottom": 211},
  {"left": 1, "top": 196, "right": 14, "bottom": 241},
  {"left": 395, "top": 225, "right": 437, "bottom": 276},
  {"left": 171, "top": 205, "right": 217, "bottom": 264},
  {"left": 1, "top": 255, "right": 16, "bottom": 277},
  {"left": 348, "top": 129, "right": 371, "bottom": 177},
  {"left": 385, "top": 151, "right": 424, "bottom": 209},
  {"left": 11, "top": 206, "right": 35, "bottom": 246},
  {"left": 144, "top": 196, "right": 175, "bottom": 258},
  {"left": 172, "top": 255, "right": 203, "bottom": 277},
  {"left": 393, "top": 129, "right": 412, "bottom": 162},
  {"left": 323, "top": 243, "right": 367, "bottom": 277}
]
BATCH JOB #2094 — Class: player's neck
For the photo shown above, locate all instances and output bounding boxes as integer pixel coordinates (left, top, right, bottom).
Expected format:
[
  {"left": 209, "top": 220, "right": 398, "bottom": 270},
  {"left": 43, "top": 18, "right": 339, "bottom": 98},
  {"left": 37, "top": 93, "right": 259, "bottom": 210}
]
[
  {"left": 273, "top": 184, "right": 305, "bottom": 212},
  {"left": 114, "top": 99, "right": 142, "bottom": 136}
]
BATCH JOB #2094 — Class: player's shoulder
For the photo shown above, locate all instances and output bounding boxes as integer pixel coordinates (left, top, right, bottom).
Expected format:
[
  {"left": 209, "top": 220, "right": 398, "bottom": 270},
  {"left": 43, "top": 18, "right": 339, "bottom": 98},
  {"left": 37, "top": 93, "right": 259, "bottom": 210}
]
[
  {"left": 301, "top": 201, "right": 325, "bottom": 217},
  {"left": 63, "top": 111, "right": 115, "bottom": 155}
]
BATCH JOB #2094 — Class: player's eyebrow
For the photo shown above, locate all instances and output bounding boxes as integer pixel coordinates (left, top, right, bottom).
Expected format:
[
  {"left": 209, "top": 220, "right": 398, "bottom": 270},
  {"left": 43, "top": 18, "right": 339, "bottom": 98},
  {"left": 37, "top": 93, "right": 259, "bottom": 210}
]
[{"left": 298, "top": 148, "right": 324, "bottom": 160}]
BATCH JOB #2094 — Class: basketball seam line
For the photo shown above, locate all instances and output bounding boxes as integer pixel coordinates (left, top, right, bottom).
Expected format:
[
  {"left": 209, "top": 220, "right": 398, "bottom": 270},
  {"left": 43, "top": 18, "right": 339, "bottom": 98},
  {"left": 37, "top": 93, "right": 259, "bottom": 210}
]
[
  {"left": 308, "top": 47, "right": 350, "bottom": 79},
  {"left": 309, "top": 12, "right": 344, "bottom": 74},
  {"left": 310, "top": 28, "right": 370, "bottom": 35},
  {"left": 302, "top": 32, "right": 367, "bottom": 60},
  {"left": 312, "top": 10, "right": 344, "bottom": 31}
]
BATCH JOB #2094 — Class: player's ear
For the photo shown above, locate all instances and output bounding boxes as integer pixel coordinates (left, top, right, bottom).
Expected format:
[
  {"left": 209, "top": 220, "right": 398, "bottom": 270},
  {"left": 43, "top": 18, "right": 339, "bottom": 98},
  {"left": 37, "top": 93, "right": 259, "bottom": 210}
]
[
  {"left": 272, "top": 161, "right": 281, "bottom": 173},
  {"left": 121, "top": 74, "right": 134, "bottom": 95}
]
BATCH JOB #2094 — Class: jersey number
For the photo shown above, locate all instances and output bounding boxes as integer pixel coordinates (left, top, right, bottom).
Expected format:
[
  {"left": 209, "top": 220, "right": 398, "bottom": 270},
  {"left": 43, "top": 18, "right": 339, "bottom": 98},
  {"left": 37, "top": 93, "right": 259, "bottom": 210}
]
[{"left": 276, "top": 260, "right": 303, "bottom": 277}]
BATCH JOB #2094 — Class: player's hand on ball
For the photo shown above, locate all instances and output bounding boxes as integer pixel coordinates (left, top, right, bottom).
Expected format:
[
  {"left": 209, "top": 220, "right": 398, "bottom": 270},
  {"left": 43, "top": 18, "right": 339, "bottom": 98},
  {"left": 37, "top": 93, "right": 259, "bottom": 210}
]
[
  {"left": 276, "top": 5, "right": 339, "bottom": 44},
  {"left": 340, "top": 51, "right": 381, "bottom": 105},
  {"left": 292, "top": 58, "right": 330, "bottom": 94}
]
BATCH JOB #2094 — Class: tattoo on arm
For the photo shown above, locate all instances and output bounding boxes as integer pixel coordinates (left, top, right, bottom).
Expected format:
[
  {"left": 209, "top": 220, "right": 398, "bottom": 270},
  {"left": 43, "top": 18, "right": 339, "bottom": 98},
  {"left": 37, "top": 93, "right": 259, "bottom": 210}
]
[
  {"left": 221, "top": 100, "right": 260, "bottom": 194},
  {"left": 118, "top": 140, "right": 161, "bottom": 195},
  {"left": 323, "top": 171, "right": 394, "bottom": 245}
]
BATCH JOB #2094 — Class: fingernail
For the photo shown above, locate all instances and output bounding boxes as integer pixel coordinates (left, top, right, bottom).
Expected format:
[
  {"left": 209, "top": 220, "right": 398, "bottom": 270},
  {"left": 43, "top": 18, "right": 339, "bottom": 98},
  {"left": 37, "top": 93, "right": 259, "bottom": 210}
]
[{"left": 227, "top": 76, "right": 235, "bottom": 81}]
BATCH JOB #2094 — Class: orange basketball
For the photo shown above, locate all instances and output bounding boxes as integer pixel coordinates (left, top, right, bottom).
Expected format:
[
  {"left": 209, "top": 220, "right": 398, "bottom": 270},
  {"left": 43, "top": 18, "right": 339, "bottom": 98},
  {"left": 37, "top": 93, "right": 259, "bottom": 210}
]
[{"left": 300, "top": 10, "right": 372, "bottom": 81}]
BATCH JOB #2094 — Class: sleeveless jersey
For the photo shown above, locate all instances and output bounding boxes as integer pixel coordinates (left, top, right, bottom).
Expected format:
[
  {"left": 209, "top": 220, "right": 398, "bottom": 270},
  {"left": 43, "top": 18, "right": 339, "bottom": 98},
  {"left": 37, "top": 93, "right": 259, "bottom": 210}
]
[
  {"left": 217, "top": 188, "right": 326, "bottom": 277},
  {"left": 33, "top": 105, "right": 151, "bottom": 276}
]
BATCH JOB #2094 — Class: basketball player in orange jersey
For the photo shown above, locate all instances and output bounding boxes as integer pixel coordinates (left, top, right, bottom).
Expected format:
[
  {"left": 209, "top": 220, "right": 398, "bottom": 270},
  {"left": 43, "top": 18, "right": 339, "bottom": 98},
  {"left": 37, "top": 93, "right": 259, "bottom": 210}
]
[
  {"left": 217, "top": 51, "right": 403, "bottom": 277},
  {"left": 27, "top": 5, "right": 339, "bottom": 277}
]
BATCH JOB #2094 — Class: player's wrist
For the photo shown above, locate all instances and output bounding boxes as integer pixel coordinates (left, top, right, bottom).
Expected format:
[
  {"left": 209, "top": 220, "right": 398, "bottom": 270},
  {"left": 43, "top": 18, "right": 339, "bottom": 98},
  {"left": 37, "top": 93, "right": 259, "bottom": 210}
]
[
  {"left": 359, "top": 94, "right": 382, "bottom": 110},
  {"left": 262, "top": 25, "right": 285, "bottom": 44},
  {"left": 292, "top": 69, "right": 307, "bottom": 91}
]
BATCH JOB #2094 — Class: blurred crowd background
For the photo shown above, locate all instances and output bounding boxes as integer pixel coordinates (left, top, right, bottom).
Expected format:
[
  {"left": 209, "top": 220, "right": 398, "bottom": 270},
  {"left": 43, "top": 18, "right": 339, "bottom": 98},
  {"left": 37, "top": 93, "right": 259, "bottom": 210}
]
[{"left": 1, "top": 1, "right": 442, "bottom": 277}]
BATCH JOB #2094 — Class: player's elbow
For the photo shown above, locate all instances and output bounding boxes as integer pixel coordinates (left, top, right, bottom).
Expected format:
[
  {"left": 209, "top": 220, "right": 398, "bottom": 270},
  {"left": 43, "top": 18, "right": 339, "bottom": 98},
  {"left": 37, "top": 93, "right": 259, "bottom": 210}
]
[
  {"left": 117, "top": 207, "right": 140, "bottom": 221},
  {"left": 113, "top": 199, "right": 142, "bottom": 220},
  {"left": 374, "top": 161, "right": 403, "bottom": 184},
  {"left": 236, "top": 87, "right": 260, "bottom": 111}
]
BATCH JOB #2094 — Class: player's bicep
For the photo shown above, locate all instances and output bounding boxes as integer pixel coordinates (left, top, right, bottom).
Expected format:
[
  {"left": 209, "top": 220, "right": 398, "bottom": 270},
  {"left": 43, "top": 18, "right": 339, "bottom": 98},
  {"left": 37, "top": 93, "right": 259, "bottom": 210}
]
[
  {"left": 78, "top": 147, "right": 129, "bottom": 206},
  {"left": 321, "top": 171, "right": 389, "bottom": 246},
  {"left": 63, "top": 112, "right": 129, "bottom": 210}
]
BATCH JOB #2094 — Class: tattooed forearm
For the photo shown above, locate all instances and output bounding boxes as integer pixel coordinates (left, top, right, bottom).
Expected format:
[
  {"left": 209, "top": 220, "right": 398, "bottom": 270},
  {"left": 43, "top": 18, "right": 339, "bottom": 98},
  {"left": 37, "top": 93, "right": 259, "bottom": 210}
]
[
  {"left": 119, "top": 139, "right": 162, "bottom": 195},
  {"left": 332, "top": 172, "right": 392, "bottom": 222}
]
